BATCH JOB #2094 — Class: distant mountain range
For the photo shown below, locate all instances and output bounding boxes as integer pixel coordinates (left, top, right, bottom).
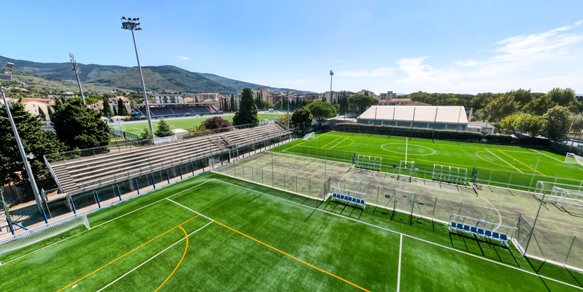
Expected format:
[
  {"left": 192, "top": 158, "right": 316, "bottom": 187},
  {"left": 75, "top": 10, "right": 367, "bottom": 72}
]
[{"left": 0, "top": 55, "right": 309, "bottom": 95}]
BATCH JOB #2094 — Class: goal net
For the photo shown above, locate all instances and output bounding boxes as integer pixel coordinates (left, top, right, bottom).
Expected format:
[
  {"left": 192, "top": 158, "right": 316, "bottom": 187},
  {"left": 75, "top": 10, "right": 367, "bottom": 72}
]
[
  {"left": 565, "top": 152, "right": 583, "bottom": 166},
  {"left": 303, "top": 132, "right": 315, "bottom": 141},
  {"left": 432, "top": 164, "right": 468, "bottom": 185},
  {"left": 0, "top": 214, "right": 90, "bottom": 256},
  {"left": 550, "top": 186, "right": 583, "bottom": 208},
  {"left": 355, "top": 154, "right": 382, "bottom": 172}
]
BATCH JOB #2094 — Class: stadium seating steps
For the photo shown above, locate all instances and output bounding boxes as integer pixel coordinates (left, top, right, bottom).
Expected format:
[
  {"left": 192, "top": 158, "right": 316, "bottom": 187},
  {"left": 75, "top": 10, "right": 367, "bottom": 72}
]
[
  {"left": 48, "top": 123, "right": 289, "bottom": 195},
  {"left": 136, "top": 105, "right": 218, "bottom": 117}
]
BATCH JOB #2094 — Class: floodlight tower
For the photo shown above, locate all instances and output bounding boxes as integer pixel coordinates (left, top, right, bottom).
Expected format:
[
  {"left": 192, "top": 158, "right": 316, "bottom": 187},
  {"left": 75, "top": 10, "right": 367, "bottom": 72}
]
[
  {"left": 69, "top": 53, "right": 86, "bottom": 105},
  {"left": 329, "top": 70, "right": 334, "bottom": 103},
  {"left": 121, "top": 17, "right": 154, "bottom": 139},
  {"left": 0, "top": 83, "right": 48, "bottom": 223}
]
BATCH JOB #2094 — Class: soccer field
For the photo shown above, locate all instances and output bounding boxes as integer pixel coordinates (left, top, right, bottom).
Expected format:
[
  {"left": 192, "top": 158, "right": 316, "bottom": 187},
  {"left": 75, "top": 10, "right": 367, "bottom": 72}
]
[
  {"left": 272, "top": 131, "right": 583, "bottom": 190},
  {"left": 115, "top": 113, "right": 283, "bottom": 134},
  {"left": 1, "top": 173, "right": 581, "bottom": 291}
]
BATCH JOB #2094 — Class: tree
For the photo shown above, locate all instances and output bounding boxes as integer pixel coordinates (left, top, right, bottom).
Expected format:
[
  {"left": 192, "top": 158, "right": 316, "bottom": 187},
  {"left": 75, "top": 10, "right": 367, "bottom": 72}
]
[
  {"left": 52, "top": 98, "right": 110, "bottom": 149},
  {"left": 547, "top": 88, "right": 577, "bottom": 107},
  {"left": 525, "top": 95, "right": 554, "bottom": 116},
  {"left": 202, "top": 117, "right": 232, "bottom": 130},
  {"left": 291, "top": 107, "right": 313, "bottom": 133},
  {"left": 483, "top": 93, "right": 519, "bottom": 122},
  {"left": 230, "top": 94, "right": 235, "bottom": 112},
  {"left": 233, "top": 88, "right": 259, "bottom": 126},
  {"left": 348, "top": 94, "right": 377, "bottom": 114},
  {"left": 139, "top": 127, "right": 153, "bottom": 141},
  {"left": 571, "top": 113, "right": 583, "bottom": 134},
  {"left": 1, "top": 103, "right": 67, "bottom": 183},
  {"left": 306, "top": 100, "right": 336, "bottom": 120},
  {"left": 543, "top": 106, "right": 572, "bottom": 141},
  {"left": 117, "top": 98, "right": 129, "bottom": 116},
  {"left": 498, "top": 113, "right": 544, "bottom": 137},
  {"left": 155, "top": 119, "right": 174, "bottom": 137},
  {"left": 278, "top": 113, "right": 290, "bottom": 129},
  {"left": 101, "top": 96, "right": 112, "bottom": 117}
]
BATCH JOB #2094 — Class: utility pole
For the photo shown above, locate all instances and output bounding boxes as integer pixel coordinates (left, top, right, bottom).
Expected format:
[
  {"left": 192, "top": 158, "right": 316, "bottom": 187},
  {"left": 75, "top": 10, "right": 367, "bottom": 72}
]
[
  {"left": 121, "top": 17, "right": 154, "bottom": 140},
  {"left": 69, "top": 53, "right": 86, "bottom": 105},
  {"left": 0, "top": 85, "right": 48, "bottom": 223}
]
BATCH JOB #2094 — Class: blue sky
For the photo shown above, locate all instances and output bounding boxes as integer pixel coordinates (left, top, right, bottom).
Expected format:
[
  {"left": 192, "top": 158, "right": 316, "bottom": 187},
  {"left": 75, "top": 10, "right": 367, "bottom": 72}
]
[{"left": 2, "top": 0, "right": 583, "bottom": 94}]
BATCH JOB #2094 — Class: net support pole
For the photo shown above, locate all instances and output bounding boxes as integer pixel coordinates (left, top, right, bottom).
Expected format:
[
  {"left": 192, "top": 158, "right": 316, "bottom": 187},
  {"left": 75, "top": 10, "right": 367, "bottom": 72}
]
[
  {"left": 93, "top": 190, "right": 102, "bottom": 209},
  {"left": 116, "top": 184, "right": 122, "bottom": 201},
  {"left": 134, "top": 178, "right": 140, "bottom": 195},
  {"left": 563, "top": 236, "right": 577, "bottom": 265},
  {"left": 524, "top": 192, "right": 545, "bottom": 255}
]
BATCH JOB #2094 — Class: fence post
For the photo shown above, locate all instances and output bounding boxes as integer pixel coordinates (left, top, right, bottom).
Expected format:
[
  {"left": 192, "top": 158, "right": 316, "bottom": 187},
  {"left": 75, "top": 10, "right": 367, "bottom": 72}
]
[
  {"left": 116, "top": 184, "right": 122, "bottom": 201},
  {"left": 134, "top": 178, "right": 140, "bottom": 195},
  {"left": 93, "top": 190, "right": 102, "bottom": 208}
]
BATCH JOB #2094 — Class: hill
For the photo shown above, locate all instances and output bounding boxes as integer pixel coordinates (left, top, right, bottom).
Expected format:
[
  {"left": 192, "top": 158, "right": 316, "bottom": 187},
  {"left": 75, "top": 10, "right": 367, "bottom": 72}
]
[{"left": 0, "top": 55, "right": 308, "bottom": 95}]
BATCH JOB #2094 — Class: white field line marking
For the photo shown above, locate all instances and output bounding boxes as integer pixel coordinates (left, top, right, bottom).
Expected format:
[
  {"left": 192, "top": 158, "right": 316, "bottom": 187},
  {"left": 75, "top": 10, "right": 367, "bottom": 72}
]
[
  {"left": 165, "top": 199, "right": 214, "bottom": 221},
  {"left": 328, "top": 137, "right": 348, "bottom": 150},
  {"left": 484, "top": 148, "right": 525, "bottom": 174},
  {"left": 282, "top": 140, "right": 307, "bottom": 152},
  {"left": 96, "top": 220, "right": 214, "bottom": 292},
  {"left": 397, "top": 234, "right": 403, "bottom": 292},
  {"left": 477, "top": 195, "right": 502, "bottom": 231},
  {"left": 207, "top": 178, "right": 583, "bottom": 291},
  {"left": 321, "top": 136, "right": 342, "bottom": 149},
  {"left": 528, "top": 149, "right": 563, "bottom": 163},
  {"left": 1, "top": 180, "right": 214, "bottom": 266}
]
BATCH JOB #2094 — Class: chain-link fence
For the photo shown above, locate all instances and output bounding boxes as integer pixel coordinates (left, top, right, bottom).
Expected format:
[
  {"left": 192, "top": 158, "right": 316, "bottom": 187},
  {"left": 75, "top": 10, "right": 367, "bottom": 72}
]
[{"left": 216, "top": 151, "right": 583, "bottom": 272}]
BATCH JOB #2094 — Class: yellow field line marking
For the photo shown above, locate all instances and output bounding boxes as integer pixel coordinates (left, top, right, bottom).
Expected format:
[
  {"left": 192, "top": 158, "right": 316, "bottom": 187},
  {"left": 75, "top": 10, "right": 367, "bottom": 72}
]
[
  {"left": 321, "top": 136, "right": 342, "bottom": 149},
  {"left": 155, "top": 225, "right": 189, "bottom": 291},
  {"left": 214, "top": 220, "right": 369, "bottom": 292},
  {"left": 58, "top": 215, "right": 199, "bottom": 291},
  {"left": 474, "top": 151, "right": 515, "bottom": 170},
  {"left": 484, "top": 149, "right": 525, "bottom": 174},
  {"left": 328, "top": 137, "right": 349, "bottom": 150},
  {"left": 496, "top": 149, "right": 545, "bottom": 176}
]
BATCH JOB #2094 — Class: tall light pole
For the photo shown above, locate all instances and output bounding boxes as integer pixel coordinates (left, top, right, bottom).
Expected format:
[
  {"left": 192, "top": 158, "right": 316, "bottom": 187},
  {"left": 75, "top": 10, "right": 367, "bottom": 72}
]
[
  {"left": 0, "top": 84, "right": 48, "bottom": 223},
  {"left": 329, "top": 70, "right": 334, "bottom": 103},
  {"left": 69, "top": 53, "right": 86, "bottom": 105},
  {"left": 121, "top": 17, "right": 154, "bottom": 139}
]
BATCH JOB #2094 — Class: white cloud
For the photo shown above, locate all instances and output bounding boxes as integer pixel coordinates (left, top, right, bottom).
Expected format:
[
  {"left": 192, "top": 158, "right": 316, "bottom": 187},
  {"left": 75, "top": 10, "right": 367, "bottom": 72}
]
[
  {"left": 177, "top": 55, "right": 190, "bottom": 61},
  {"left": 334, "top": 20, "right": 583, "bottom": 93}
]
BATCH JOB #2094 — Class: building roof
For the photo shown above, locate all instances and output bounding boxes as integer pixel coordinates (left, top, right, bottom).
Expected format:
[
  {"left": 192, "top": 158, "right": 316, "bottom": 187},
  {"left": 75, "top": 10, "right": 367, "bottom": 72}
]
[{"left": 358, "top": 105, "right": 468, "bottom": 124}]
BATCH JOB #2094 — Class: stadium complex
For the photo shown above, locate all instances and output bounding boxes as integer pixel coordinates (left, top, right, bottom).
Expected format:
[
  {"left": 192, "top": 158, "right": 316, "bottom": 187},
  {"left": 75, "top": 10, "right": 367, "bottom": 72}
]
[{"left": 0, "top": 103, "right": 582, "bottom": 291}]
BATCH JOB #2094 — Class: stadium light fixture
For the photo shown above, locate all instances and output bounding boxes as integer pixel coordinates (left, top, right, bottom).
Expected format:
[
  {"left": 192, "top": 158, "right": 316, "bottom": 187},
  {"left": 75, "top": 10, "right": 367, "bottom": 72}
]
[
  {"left": 0, "top": 83, "right": 48, "bottom": 223},
  {"left": 121, "top": 16, "right": 154, "bottom": 140},
  {"left": 69, "top": 53, "right": 86, "bottom": 105}
]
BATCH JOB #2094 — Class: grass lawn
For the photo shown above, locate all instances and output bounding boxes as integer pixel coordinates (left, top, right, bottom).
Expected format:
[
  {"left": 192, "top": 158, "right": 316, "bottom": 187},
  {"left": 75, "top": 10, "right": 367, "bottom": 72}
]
[
  {"left": 115, "top": 113, "right": 283, "bottom": 134},
  {"left": 1, "top": 173, "right": 581, "bottom": 291},
  {"left": 272, "top": 131, "right": 583, "bottom": 191}
]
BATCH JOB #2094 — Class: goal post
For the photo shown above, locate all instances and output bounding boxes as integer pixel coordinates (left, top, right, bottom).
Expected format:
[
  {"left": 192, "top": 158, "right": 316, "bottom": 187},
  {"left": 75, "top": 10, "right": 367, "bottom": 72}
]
[
  {"left": 0, "top": 213, "right": 90, "bottom": 257},
  {"left": 432, "top": 164, "right": 468, "bottom": 185},
  {"left": 550, "top": 186, "right": 583, "bottom": 208},
  {"left": 355, "top": 154, "right": 382, "bottom": 172},
  {"left": 565, "top": 152, "right": 583, "bottom": 166},
  {"left": 303, "top": 132, "right": 316, "bottom": 141}
]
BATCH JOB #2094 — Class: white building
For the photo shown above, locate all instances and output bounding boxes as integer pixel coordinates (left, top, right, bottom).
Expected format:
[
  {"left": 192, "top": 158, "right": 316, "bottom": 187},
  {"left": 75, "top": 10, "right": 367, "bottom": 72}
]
[{"left": 357, "top": 105, "right": 469, "bottom": 131}]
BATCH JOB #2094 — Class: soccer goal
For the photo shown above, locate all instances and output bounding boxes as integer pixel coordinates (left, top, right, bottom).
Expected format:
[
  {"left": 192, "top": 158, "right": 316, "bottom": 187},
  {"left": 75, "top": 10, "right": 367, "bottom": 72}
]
[
  {"left": 565, "top": 152, "right": 583, "bottom": 167},
  {"left": 550, "top": 186, "right": 583, "bottom": 208},
  {"left": 303, "top": 132, "right": 316, "bottom": 141},
  {"left": 355, "top": 154, "right": 382, "bottom": 172},
  {"left": 432, "top": 164, "right": 468, "bottom": 185},
  {"left": 0, "top": 214, "right": 90, "bottom": 256}
]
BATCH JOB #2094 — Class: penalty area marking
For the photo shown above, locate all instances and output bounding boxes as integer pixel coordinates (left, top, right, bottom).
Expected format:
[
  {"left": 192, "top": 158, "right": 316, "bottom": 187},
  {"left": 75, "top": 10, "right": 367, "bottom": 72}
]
[
  {"left": 380, "top": 143, "right": 436, "bottom": 156},
  {"left": 96, "top": 220, "right": 214, "bottom": 292},
  {"left": 166, "top": 198, "right": 370, "bottom": 292},
  {"left": 484, "top": 149, "right": 525, "bottom": 174}
]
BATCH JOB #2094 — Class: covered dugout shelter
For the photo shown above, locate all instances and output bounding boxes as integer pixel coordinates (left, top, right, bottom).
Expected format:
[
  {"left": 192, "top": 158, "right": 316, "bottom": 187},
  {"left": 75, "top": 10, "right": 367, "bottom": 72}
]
[{"left": 357, "top": 105, "right": 468, "bottom": 131}]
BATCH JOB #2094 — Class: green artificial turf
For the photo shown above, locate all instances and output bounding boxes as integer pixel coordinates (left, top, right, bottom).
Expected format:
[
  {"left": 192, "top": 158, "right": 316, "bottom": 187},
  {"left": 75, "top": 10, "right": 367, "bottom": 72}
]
[
  {"left": 0, "top": 173, "right": 581, "bottom": 291},
  {"left": 272, "top": 131, "right": 583, "bottom": 191},
  {"left": 115, "top": 113, "right": 283, "bottom": 134}
]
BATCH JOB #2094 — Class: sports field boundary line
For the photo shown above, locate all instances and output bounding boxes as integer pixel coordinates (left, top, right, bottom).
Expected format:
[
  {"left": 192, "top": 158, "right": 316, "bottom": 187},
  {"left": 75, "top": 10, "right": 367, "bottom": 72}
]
[
  {"left": 528, "top": 149, "right": 564, "bottom": 163},
  {"left": 496, "top": 149, "right": 545, "bottom": 176},
  {"left": 484, "top": 148, "right": 525, "bottom": 174},
  {"left": 96, "top": 220, "right": 214, "bottom": 292},
  {"left": 1, "top": 180, "right": 214, "bottom": 266},
  {"left": 321, "top": 136, "right": 343, "bottom": 149},
  {"left": 166, "top": 199, "right": 370, "bottom": 292},
  {"left": 397, "top": 234, "right": 403, "bottom": 292},
  {"left": 203, "top": 176, "right": 583, "bottom": 291}
]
